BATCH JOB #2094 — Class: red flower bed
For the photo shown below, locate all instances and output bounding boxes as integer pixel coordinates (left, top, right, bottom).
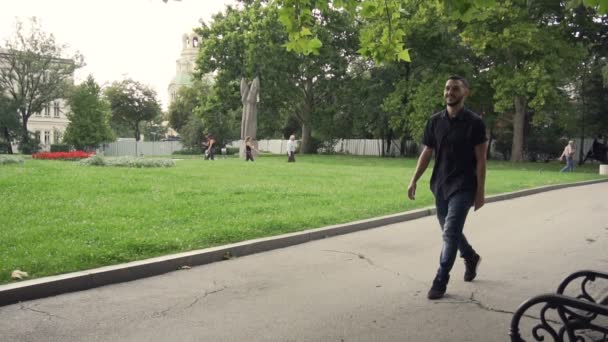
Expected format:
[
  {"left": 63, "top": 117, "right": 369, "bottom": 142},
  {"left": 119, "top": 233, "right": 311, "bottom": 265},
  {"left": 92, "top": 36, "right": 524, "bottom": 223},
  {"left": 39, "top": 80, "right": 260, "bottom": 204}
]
[{"left": 32, "top": 151, "right": 95, "bottom": 160}]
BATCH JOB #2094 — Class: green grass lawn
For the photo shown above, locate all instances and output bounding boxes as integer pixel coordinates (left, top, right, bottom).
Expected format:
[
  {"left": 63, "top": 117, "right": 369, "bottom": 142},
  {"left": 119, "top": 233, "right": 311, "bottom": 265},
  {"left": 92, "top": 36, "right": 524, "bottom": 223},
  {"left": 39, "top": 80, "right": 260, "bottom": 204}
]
[{"left": 0, "top": 154, "right": 604, "bottom": 284}]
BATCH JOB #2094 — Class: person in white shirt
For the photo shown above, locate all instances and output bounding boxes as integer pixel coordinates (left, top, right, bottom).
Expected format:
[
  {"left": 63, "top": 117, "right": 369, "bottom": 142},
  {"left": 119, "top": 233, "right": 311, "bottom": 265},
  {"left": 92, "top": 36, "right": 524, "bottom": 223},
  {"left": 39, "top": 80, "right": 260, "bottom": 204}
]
[
  {"left": 286, "top": 135, "right": 296, "bottom": 162},
  {"left": 559, "top": 140, "right": 575, "bottom": 172}
]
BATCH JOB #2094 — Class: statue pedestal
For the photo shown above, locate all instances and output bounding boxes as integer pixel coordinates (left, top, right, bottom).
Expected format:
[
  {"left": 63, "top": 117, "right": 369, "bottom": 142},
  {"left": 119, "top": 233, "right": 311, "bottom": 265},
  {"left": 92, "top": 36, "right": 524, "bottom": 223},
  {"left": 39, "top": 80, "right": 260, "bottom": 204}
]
[{"left": 600, "top": 164, "right": 608, "bottom": 176}]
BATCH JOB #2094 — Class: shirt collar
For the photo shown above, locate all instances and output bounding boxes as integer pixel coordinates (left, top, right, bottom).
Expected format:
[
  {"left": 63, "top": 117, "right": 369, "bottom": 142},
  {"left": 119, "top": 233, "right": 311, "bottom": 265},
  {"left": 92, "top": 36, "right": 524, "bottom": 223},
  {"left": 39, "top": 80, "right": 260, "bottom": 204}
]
[{"left": 442, "top": 107, "right": 467, "bottom": 121}]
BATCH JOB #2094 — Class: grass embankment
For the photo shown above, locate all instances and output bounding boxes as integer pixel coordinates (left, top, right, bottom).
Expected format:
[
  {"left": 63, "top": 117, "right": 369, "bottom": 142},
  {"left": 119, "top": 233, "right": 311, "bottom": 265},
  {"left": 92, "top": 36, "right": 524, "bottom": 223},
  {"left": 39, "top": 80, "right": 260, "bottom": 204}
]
[{"left": 0, "top": 154, "right": 603, "bottom": 284}]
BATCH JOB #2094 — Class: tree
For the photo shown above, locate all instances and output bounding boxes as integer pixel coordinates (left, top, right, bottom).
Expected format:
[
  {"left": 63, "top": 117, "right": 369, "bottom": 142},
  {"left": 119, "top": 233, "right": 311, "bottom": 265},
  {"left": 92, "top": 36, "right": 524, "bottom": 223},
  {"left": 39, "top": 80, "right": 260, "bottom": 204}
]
[
  {"left": 275, "top": 0, "right": 608, "bottom": 63},
  {"left": 105, "top": 79, "right": 162, "bottom": 141},
  {"left": 196, "top": 1, "right": 360, "bottom": 153},
  {"left": 0, "top": 93, "right": 19, "bottom": 154},
  {"left": 63, "top": 75, "right": 115, "bottom": 150},
  {"left": 0, "top": 17, "right": 83, "bottom": 149},
  {"left": 180, "top": 117, "right": 206, "bottom": 153},
  {"left": 167, "top": 79, "right": 212, "bottom": 133},
  {"left": 460, "top": 1, "right": 586, "bottom": 161}
]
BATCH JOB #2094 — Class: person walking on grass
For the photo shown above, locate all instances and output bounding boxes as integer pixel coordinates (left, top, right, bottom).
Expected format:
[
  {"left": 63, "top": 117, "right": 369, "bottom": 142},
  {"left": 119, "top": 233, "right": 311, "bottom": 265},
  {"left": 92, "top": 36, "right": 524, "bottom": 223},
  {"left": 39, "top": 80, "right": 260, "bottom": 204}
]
[
  {"left": 559, "top": 140, "right": 575, "bottom": 173},
  {"left": 205, "top": 134, "right": 216, "bottom": 160},
  {"left": 407, "top": 75, "right": 488, "bottom": 300},
  {"left": 287, "top": 135, "right": 297, "bottom": 162},
  {"left": 244, "top": 136, "right": 257, "bottom": 162}
]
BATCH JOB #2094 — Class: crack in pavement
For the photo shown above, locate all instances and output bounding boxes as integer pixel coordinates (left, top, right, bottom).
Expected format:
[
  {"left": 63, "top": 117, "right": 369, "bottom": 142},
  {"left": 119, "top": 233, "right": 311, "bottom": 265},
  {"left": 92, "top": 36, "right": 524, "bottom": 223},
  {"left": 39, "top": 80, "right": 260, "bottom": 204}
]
[
  {"left": 436, "top": 292, "right": 562, "bottom": 325},
  {"left": 321, "top": 249, "right": 425, "bottom": 285},
  {"left": 19, "top": 304, "right": 65, "bottom": 320},
  {"left": 153, "top": 286, "right": 228, "bottom": 318}
]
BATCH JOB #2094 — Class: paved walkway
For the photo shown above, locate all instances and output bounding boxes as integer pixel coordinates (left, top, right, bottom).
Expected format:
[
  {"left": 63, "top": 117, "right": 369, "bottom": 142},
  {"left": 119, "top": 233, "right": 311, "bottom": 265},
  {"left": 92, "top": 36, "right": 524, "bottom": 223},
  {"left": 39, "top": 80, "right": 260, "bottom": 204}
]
[{"left": 1, "top": 183, "right": 607, "bottom": 342}]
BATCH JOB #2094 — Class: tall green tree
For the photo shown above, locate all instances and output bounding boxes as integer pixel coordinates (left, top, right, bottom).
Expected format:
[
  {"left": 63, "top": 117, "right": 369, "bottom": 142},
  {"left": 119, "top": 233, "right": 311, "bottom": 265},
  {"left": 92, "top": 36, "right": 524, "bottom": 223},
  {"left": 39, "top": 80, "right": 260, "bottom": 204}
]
[
  {"left": 0, "top": 17, "right": 83, "bottom": 149},
  {"left": 105, "top": 79, "right": 162, "bottom": 142},
  {"left": 460, "top": 1, "right": 586, "bottom": 161},
  {"left": 196, "top": 1, "right": 359, "bottom": 153},
  {"left": 63, "top": 75, "right": 115, "bottom": 150},
  {"left": 0, "top": 94, "right": 19, "bottom": 154},
  {"left": 167, "top": 79, "right": 212, "bottom": 133},
  {"left": 275, "top": 0, "right": 608, "bottom": 63}
]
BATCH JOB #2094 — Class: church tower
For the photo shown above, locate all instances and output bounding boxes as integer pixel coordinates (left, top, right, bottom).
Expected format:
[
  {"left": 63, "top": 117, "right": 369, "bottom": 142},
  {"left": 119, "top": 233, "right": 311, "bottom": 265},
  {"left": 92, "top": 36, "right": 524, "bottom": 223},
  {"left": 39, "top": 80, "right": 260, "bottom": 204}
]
[{"left": 167, "top": 31, "right": 201, "bottom": 106}]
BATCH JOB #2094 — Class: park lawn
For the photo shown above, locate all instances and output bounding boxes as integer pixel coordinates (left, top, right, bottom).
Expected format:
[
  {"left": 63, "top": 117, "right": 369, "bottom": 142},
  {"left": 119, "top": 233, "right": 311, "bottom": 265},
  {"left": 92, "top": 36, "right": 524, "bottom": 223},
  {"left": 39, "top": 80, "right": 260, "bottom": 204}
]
[{"left": 0, "top": 154, "right": 604, "bottom": 284}]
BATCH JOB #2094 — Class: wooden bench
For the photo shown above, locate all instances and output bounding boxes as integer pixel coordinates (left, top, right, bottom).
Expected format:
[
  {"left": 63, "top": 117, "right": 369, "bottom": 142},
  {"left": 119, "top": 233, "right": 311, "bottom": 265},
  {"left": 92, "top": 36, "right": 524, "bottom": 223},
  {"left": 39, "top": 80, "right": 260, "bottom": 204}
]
[{"left": 510, "top": 270, "right": 608, "bottom": 341}]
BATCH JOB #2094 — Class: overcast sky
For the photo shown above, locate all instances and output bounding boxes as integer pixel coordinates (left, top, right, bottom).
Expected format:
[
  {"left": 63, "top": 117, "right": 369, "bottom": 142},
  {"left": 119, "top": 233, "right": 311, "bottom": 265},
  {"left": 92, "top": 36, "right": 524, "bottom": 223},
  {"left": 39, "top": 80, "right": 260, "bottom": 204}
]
[{"left": 0, "top": 0, "right": 236, "bottom": 109}]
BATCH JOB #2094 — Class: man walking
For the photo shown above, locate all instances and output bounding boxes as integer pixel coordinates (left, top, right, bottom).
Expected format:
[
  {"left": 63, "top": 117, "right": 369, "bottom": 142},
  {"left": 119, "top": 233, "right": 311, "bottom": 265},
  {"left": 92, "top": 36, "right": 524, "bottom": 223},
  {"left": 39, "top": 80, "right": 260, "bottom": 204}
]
[
  {"left": 559, "top": 140, "right": 575, "bottom": 172},
  {"left": 407, "top": 75, "right": 488, "bottom": 300}
]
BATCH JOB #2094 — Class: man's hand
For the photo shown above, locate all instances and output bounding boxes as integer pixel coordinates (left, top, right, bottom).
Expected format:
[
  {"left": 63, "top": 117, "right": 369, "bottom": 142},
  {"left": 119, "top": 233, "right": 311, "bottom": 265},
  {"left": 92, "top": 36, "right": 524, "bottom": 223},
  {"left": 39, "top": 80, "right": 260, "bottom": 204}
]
[
  {"left": 407, "top": 181, "right": 417, "bottom": 200},
  {"left": 474, "top": 191, "right": 485, "bottom": 211}
]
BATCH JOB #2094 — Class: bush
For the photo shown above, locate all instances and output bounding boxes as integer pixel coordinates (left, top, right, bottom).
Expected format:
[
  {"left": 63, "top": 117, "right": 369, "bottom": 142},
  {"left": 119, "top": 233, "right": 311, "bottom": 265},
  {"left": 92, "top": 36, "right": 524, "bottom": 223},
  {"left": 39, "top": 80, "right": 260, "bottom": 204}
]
[
  {"left": 0, "top": 155, "right": 24, "bottom": 165},
  {"left": 19, "top": 140, "right": 41, "bottom": 154},
  {"left": 0, "top": 142, "right": 11, "bottom": 154},
  {"left": 50, "top": 144, "right": 71, "bottom": 152},
  {"left": 80, "top": 155, "right": 175, "bottom": 168},
  {"left": 225, "top": 147, "right": 239, "bottom": 155},
  {"left": 79, "top": 154, "right": 106, "bottom": 166}
]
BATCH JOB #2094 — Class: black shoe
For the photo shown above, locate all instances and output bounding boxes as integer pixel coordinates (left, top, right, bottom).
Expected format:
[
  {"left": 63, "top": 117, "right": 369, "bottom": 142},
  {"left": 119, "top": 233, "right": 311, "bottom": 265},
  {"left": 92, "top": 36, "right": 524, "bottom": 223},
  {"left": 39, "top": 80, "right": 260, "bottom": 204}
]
[
  {"left": 464, "top": 253, "right": 481, "bottom": 282},
  {"left": 427, "top": 274, "right": 449, "bottom": 300}
]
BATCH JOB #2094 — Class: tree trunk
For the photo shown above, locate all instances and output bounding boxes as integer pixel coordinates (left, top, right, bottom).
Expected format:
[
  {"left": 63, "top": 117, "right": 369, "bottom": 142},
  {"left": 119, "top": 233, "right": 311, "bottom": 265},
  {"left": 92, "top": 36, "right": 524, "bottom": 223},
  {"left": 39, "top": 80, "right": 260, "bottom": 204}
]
[
  {"left": 300, "top": 121, "right": 312, "bottom": 154},
  {"left": 299, "top": 77, "right": 314, "bottom": 154},
  {"left": 21, "top": 115, "right": 29, "bottom": 145},
  {"left": 486, "top": 128, "right": 493, "bottom": 161},
  {"left": 134, "top": 123, "right": 141, "bottom": 142},
  {"left": 511, "top": 95, "right": 526, "bottom": 162},
  {"left": 3, "top": 127, "right": 14, "bottom": 154}
]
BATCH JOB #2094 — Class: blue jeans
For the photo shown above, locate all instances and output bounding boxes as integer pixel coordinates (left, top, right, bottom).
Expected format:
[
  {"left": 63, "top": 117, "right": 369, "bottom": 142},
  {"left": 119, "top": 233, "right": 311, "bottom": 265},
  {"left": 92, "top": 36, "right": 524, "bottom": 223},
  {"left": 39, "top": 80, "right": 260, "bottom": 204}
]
[
  {"left": 435, "top": 190, "right": 476, "bottom": 280},
  {"left": 560, "top": 157, "right": 574, "bottom": 172}
]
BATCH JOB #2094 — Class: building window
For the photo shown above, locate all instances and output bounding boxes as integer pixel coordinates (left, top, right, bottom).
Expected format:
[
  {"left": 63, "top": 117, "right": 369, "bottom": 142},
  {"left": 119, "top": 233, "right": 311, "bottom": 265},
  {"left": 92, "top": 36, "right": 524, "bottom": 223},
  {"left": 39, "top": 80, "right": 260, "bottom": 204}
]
[
  {"left": 44, "top": 103, "right": 50, "bottom": 116},
  {"left": 35, "top": 131, "right": 41, "bottom": 143},
  {"left": 193, "top": 37, "right": 199, "bottom": 47},
  {"left": 54, "top": 130, "right": 62, "bottom": 144},
  {"left": 54, "top": 101, "right": 60, "bottom": 117},
  {"left": 44, "top": 131, "right": 50, "bottom": 145}
]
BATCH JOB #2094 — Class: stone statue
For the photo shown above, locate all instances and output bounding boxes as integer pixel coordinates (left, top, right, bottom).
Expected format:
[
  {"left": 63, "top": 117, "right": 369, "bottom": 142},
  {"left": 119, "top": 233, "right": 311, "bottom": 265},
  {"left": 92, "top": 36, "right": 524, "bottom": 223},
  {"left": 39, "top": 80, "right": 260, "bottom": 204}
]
[{"left": 240, "top": 77, "right": 260, "bottom": 157}]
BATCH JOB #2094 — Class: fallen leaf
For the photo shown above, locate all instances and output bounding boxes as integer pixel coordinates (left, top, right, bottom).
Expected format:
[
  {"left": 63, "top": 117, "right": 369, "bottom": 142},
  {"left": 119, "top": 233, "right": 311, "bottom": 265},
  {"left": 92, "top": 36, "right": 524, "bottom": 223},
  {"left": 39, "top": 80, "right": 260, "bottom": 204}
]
[
  {"left": 179, "top": 265, "right": 192, "bottom": 270},
  {"left": 11, "top": 270, "right": 29, "bottom": 280}
]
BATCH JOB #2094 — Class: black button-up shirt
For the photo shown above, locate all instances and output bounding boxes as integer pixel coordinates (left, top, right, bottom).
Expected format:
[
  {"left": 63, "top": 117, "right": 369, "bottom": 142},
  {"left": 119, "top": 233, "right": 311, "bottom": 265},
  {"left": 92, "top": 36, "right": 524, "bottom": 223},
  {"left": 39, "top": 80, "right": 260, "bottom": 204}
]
[{"left": 422, "top": 108, "right": 487, "bottom": 200}]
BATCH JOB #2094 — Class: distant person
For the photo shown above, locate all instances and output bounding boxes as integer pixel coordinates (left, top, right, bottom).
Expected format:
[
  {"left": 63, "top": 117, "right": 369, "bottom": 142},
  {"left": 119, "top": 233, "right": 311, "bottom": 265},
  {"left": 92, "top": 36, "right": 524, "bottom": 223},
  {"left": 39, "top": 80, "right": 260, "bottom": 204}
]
[
  {"left": 407, "top": 75, "right": 487, "bottom": 300},
  {"left": 286, "top": 135, "right": 297, "bottom": 162},
  {"left": 559, "top": 140, "right": 575, "bottom": 172},
  {"left": 244, "top": 136, "right": 257, "bottom": 162},
  {"left": 205, "top": 134, "right": 216, "bottom": 160}
]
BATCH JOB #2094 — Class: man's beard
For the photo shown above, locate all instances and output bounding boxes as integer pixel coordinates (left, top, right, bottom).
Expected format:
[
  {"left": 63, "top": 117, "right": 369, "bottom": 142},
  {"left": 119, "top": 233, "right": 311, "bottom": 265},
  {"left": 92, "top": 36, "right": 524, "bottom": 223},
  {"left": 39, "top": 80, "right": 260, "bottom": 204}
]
[{"left": 446, "top": 96, "right": 463, "bottom": 107}]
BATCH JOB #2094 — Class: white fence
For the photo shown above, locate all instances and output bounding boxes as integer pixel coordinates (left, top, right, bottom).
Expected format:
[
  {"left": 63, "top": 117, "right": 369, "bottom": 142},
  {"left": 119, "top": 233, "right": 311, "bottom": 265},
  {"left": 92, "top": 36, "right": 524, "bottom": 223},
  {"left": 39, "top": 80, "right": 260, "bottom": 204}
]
[
  {"left": 228, "top": 139, "right": 406, "bottom": 156},
  {"left": 98, "top": 141, "right": 184, "bottom": 156},
  {"left": 95, "top": 137, "right": 602, "bottom": 160}
]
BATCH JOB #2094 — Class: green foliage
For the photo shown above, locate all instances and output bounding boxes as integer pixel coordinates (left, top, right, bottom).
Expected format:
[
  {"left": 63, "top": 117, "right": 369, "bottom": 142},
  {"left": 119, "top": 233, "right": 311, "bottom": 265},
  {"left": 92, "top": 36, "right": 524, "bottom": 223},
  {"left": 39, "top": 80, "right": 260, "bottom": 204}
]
[
  {"left": 0, "top": 155, "right": 23, "bottom": 165},
  {"left": 196, "top": 1, "right": 360, "bottom": 152},
  {"left": 167, "top": 79, "right": 212, "bottom": 133},
  {"left": 50, "top": 144, "right": 70, "bottom": 152},
  {"left": 105, "top": 79, "right": 162, "bottom": 142},
  {"left": 276, "top": 0, "right": 607, "bottom": 63},
  {"left": 18, "top": 138, "right": 41, "bottom": 154},
  {"left": 63, "top": 75, "right": 115, "bottom": 150},
  {"left": 179, "top": 117, "right": 206, "bottom": 152},
  {"left": 0, "top": 94, "right": 19, "bottom": 151},
  {"left": 80, "top": 155, "right": 175, "bottom": 168}
]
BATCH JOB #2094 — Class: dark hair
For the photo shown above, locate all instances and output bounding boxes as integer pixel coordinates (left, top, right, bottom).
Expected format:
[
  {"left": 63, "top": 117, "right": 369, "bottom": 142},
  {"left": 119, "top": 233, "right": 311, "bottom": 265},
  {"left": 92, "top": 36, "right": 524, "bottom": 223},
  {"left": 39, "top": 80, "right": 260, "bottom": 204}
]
[{"left": 448, "top": 75, "right": 469, "bottom": 89}]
